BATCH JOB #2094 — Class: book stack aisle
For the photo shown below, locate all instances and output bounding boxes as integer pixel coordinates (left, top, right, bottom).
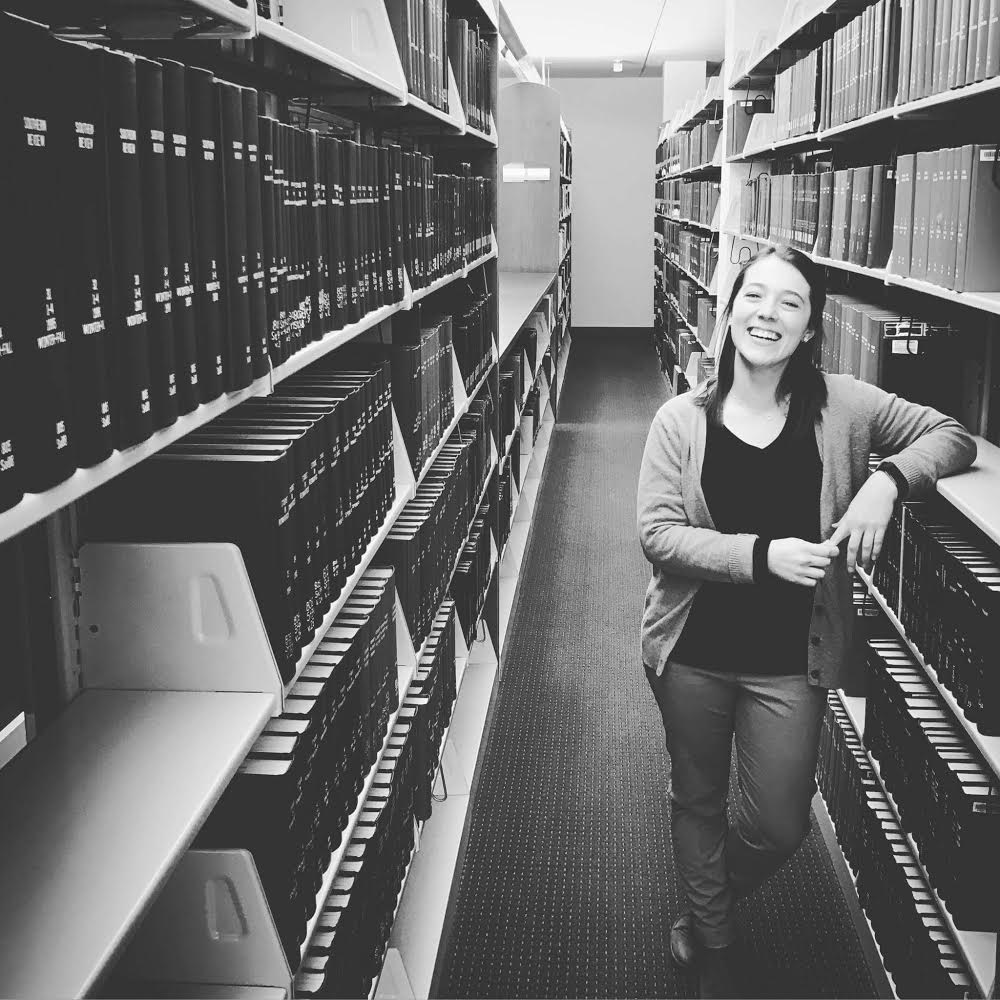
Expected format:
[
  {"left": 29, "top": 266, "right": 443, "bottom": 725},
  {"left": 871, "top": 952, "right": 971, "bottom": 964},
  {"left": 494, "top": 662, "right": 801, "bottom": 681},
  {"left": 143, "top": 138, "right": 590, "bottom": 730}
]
[
  {"left": 649, "top": 0, "right": 1000, "bottom": 995},
  {"left": 0, "top": 0, "right": 512, "bottom": 997}
]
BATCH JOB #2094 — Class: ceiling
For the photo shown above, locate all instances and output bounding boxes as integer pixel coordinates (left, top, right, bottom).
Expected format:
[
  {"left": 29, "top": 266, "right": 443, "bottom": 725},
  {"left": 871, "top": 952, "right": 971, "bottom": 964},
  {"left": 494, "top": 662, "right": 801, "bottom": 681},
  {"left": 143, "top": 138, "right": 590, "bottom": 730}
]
[{"left": 500, "top": 0, "right": 725, "bottom": 78}]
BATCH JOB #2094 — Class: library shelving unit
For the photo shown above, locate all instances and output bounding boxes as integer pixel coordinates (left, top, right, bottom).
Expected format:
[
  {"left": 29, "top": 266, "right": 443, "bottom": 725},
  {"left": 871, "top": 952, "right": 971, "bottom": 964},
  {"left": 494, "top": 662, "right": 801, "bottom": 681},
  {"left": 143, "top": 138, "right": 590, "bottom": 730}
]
[
  {"left": 714, "top": 0, "right": 1000, "bottom": 995},
  {"left": 372, "top": 55, "right": 572, "bottom": 1000},
  {"left": 654, "top": 77, "right": 721, "bottom": 394},
  {"left": 0, "top": 1, "right": 511, "bottom": 997}
]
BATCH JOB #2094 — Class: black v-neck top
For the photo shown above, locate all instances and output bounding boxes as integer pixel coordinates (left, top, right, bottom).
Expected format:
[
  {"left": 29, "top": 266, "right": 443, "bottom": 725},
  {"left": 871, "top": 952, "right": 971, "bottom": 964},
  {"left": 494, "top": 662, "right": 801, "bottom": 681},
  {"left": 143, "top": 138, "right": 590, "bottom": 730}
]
[{"left": 670, "top": 417, "right": 823, "bottom": 675}]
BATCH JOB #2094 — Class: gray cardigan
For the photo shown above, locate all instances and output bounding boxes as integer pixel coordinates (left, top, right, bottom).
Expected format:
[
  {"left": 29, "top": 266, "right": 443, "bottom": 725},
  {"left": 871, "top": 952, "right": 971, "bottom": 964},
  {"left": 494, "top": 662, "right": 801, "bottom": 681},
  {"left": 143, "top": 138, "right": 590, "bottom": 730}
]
[{"left": 637, "top": 374, "right": 977, "bottom": 688}]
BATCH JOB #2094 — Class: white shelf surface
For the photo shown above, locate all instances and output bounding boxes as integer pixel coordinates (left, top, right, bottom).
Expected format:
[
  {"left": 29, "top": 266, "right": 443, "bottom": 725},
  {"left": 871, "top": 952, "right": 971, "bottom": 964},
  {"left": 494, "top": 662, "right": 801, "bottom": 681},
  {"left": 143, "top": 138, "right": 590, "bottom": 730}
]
[
  {"left": 0, "top": 689, "right": 274, "bottom": 999},
  {"left": 285, "top": 487, "right": 415, "bottom": 692},
  {"left": 403, "top": 92, "right": 464, "bottom": 131},
  {"left": 408, "top": 244, "right": 497, "bottom": 309},
  {"left": 256, "top": 18, "right": 406, "bottom": 101},
  {"left": 188, "top": 0, "right": 257, "bottom": 31},
  {"left": 836, "top": 692, "right": 996, "bottom": 999},
  {"left": 937, "top": 436, "right": 1000, "bottom": 546},
  {"left": 667, "top": 160, "right": 720, "bottom": 180},
  {"left": 856, "top": 567, "right": 1000, "bottom": 779},
  {"left": 498, "top": 271, "right": 557, "bottom": 360}
]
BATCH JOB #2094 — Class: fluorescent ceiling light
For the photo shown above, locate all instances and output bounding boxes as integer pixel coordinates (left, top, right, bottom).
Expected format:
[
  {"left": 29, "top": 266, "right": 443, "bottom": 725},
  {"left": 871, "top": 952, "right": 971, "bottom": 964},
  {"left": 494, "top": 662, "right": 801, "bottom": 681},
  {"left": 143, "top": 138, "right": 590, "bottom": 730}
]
[{"left": 612, "top": 58, "right": 623, "bottom": 72}]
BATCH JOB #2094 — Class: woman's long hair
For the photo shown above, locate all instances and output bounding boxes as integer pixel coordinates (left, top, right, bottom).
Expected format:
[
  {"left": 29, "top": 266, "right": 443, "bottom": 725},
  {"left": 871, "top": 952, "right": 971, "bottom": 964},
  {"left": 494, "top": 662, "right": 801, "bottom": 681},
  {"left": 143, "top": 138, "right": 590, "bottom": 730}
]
[{"left": 696, "top": 246, "right": 828, "bottom": 438}]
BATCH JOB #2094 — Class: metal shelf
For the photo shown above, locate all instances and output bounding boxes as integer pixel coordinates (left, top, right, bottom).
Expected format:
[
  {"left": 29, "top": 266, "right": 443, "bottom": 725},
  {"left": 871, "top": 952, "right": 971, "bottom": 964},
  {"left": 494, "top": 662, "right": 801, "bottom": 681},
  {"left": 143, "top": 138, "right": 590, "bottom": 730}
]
[{"left": 0, "top": 689, "right": 273, "bottom": 998}]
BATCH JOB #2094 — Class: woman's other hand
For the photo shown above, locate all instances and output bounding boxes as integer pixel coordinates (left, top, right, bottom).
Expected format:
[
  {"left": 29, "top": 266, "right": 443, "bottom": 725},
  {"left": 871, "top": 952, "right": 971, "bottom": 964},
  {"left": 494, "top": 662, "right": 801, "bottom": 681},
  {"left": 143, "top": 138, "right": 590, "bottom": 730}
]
[
  {"left": 766, "top": 538, "right": 840, "bottom": 587},
  {"left": 828, "top": 471, "right": 899, "bottom": 574}
]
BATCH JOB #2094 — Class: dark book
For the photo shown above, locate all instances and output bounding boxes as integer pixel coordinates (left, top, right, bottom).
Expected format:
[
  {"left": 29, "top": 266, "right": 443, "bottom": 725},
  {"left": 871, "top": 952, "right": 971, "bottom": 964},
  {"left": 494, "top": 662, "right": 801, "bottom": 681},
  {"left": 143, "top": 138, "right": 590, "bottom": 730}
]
[
  {"left": 953, "top": 0, "right": 973, "bottom": 87},
  {"left": 161, "top": 59, "right": 200, "bottom": 415},
  {"left": 323, "top": 135, "right": 348, "bottom": 333},
  {"left": 242, "top": 88, "right": 270, "bottom": 379},
  {"left": 103, "top": 47, "right": 155, "bottom": 451},
  {"left": 259, "top": 117, "right": 283, "bottom": 365},
  {"left": 909, "top": 149, "right": 935, "bottom": 279},
  {"left": 342, "top": 140, "right": 363, "bottom": 324},
  {"left": 56, "top": 38, "right": 115, "bottom": 467},
  {"left": 136, "top": 56, "right": 179, "bottom": 432},
  {"left": 186, "top": 67, "right": 227, "bottom": 401},
  {"left": 217, "top": 79, "right": 254, "bottom": 390},
  {"left": 954, "top": 144, "right": 1000, "bottom": 291},
  {"left": 2, "top": 18, "right": 76, "bottom": 489},
  {"left": 849, "top": 165, "right": 873, "bottom": 266},
  {"left": 898, "top": 0, "right": 915, "bottom": 103}
]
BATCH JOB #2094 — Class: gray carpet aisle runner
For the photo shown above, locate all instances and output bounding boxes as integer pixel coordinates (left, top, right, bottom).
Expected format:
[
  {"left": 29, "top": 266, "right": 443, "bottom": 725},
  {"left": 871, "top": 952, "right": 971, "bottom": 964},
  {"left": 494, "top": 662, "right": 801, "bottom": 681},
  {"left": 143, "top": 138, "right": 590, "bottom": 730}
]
[{"left": 431, "top": 331, "right": 881, "bottom": 999}]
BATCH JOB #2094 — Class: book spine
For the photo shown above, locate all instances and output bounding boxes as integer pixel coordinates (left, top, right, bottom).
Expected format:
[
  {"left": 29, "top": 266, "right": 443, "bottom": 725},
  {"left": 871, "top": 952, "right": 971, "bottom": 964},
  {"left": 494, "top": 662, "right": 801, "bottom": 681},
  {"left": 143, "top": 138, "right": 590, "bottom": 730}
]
[
  {"left": 104, "top": 48, "right": 154, "bottom": 450},
  {"left": 899, "top": 0, "right": 914, "bottom": 103},
  {"left": 161, "top": 59, "right": 199, "bottom": 415},
  {"left": 59, "top": 39, "right": 115, "bottom": 467},
  {"left": 136, "top": 56, "right": 179, "bottom": 432},
  {"left": 988, "top": 0, "right": 1000, "bottom": 77},
  {"left": 975, "top": 0, "right": 992, "bottom": 79},
  {"left": 186, "top": 67, "right": 226, "bottom": 401},
  {"left": 242, "top": 88, "right": 270, "bottom": 379},
  {"left": 218, "top": 80, "right": 254, "bottom": 390}
]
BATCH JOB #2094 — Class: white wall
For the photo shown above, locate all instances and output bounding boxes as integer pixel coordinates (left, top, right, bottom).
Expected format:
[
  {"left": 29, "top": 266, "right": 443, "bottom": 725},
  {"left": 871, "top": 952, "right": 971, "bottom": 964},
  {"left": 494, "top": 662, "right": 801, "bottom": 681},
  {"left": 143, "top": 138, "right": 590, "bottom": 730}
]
[
  {"left": 661, "top": 60, "right": 708, "bottom": 125},
  {"left": 548, "top": 77, "right": 662, "bottom": 329}
]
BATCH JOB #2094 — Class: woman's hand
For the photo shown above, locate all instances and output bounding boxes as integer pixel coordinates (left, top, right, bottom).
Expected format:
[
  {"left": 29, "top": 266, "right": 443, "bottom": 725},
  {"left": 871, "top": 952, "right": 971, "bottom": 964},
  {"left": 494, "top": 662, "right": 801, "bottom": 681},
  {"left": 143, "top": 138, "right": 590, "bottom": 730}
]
[
  {"left": 828, "top": 471, "right": 899, "bottom": 574},
  {"left": 767, "top": 538, "right": 840, "bottom": 587}
]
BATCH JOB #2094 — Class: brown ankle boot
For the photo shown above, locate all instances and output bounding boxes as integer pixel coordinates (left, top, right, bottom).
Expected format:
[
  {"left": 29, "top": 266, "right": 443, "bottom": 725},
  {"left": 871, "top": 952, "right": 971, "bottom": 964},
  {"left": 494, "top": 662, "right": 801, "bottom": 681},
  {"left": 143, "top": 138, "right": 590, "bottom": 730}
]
[{"left": 669, "top": 911, "right": 698, "bottom": 969}]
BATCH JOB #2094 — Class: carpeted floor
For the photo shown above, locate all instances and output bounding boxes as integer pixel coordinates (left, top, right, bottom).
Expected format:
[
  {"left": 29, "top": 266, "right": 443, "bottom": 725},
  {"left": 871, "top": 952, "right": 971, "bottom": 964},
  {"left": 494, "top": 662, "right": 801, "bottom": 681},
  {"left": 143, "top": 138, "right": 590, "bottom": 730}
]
[{"left": 431, "top": 330, "right": 883, "bottom": 999}]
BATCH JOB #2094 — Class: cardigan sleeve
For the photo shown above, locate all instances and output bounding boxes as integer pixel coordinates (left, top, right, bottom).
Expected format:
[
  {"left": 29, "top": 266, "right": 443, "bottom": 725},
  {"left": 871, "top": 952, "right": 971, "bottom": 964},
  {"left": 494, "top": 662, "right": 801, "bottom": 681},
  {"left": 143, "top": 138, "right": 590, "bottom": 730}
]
[
  {"left": 636, "top": 403, "right": 757, "bottom": 584},
  {"left": 858, "top": 382, "right": 978, "bottom": 496}
]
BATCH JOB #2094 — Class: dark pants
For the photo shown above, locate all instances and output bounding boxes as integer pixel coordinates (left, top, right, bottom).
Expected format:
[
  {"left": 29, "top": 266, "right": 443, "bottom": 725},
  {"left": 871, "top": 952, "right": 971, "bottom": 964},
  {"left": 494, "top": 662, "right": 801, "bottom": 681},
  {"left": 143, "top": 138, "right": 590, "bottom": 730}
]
[{"left": 645, "top": 661, "right": 827, "bottom": 948}]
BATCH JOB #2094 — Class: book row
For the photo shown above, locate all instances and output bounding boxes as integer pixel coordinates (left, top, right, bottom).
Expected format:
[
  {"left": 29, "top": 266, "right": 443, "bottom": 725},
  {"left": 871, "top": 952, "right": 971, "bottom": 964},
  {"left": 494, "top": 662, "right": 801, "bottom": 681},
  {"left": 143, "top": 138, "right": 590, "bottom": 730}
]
[
  {"left": 386, "top": 0, "right": 450, "bottom": 112},
  {"left": 341, "top": 317, "right": 456, "bottom": 476},
  {"left": 819, "top": 0, "right": 902, "bottom": 131},
  {"left": 448, "top": 17, "right": 496, "bottom": 134},
  {"left": 873, "top": 500, "right": 1000, "bottom": 735},
  {"left": 380, "top": 413, "right": 492, "bottom": 649},
  {"left": 448, "top": 285, "right": 496, "bottom": 395},
  {"left": 561, "top": 134, "right": 573, "bottom": 179},
  {"left": 656, "top": 180, "right": 721, "bottom": 229},
  {"left": 197, "top": 567, "right": 398, "bottom": 964},
  {"left": 864, "top": 636, "right": 1000, "bottom": 929},
  {"left": 83, "top": 362, "right": 396, "bottom": 682},
  {"left": 657, "top": 226, "right": 718, "bottom": 290},
  {"left": 772, "top": 47, "right": 821, "bottom": 141},
  {"left": 296, "top": 602, "right": 457, "bottom": 996},
  {"left": 891, "top": 146, "right": 1000, "bottom": 292},
  {"left": 740, "top": 166, "right": 894, "bottom": 271},
  {"left": 742, "top": 145, "right": 1000, "bottom": 293},
  {"left": 818, "top": 695, "right": 974, "bottom": 999},
  {"left": 0, "top": 17, "right": 494, "bottom": 509},
  {"left": 747, "top": 0, "right": 999, "bottom": 142},
  {"left": 820, "top": 294, "right": 967, "bottom": 422},
  {"left": 659, "top": 120, "right": 721, "bottom": 175}
]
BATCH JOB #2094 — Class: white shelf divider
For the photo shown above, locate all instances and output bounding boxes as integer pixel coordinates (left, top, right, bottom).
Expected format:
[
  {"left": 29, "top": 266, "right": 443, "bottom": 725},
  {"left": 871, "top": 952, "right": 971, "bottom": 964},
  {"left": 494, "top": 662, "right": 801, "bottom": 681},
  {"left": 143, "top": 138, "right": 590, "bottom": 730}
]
[
  {"left": 836, "top": 692, "right": 996, "bottom": 998},
  {"left": 936, "top": 437, "right": 1000, "bottom": 546},
  {"left": 111, "top": 848, "right": 292, "bottom": 998},
  {"left": 498, "top": 272, "right": 558, "bottom": 359},
  {"left": 261, "top": 0, "right": 407, "bottom": 100},
  {"left": 0, "top": 689, "right": 274, "bottom": 999}
]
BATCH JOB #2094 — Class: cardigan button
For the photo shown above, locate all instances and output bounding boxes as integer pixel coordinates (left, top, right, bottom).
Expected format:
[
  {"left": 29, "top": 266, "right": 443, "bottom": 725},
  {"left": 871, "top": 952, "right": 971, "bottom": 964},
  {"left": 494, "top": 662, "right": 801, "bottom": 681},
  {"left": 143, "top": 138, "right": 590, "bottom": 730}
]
[
  {"left": 810, "top": 635, "right": 822, "bottom": 646},
  {"left": 809, "top": 669, "right": 820, "bottom": 680}
]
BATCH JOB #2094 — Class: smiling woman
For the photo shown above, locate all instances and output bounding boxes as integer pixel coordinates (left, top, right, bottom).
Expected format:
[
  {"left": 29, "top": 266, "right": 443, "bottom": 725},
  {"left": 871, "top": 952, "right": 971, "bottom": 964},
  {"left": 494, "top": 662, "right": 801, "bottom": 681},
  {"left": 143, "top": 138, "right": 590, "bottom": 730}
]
[{"left": 636, "top": 244, "right": 977, "bottom": 997}]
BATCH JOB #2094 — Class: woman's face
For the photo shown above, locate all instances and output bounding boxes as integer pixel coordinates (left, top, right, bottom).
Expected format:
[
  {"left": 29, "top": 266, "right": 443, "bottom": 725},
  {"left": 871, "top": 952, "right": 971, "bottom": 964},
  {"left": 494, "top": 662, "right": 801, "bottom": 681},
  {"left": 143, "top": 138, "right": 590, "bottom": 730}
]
[{"left": 729, "top": 256, "right": 814, "bottom": 373}]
